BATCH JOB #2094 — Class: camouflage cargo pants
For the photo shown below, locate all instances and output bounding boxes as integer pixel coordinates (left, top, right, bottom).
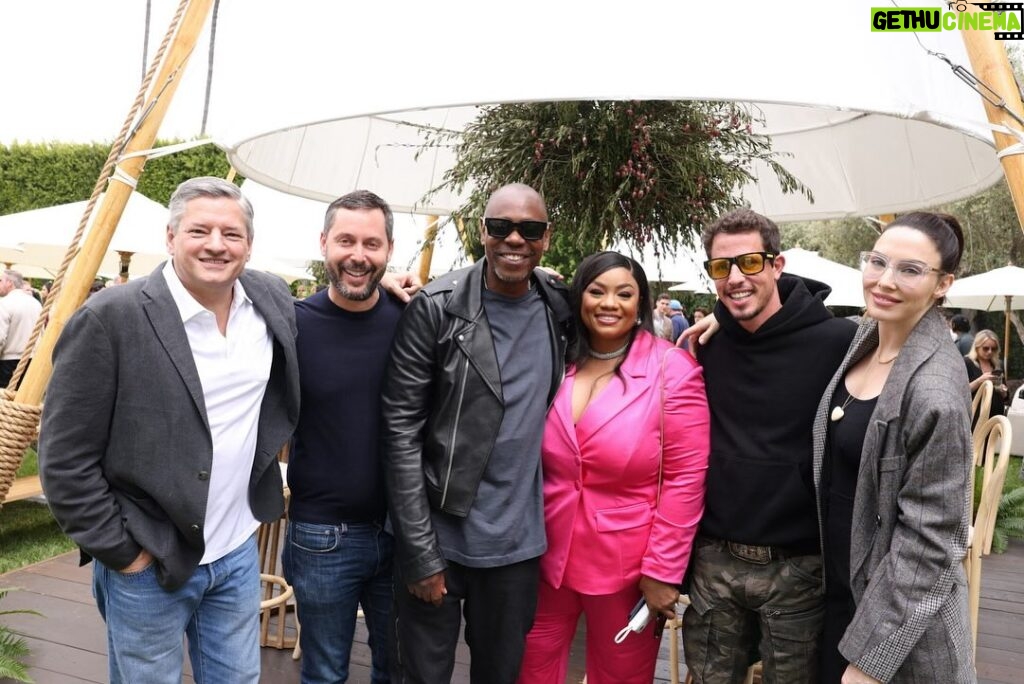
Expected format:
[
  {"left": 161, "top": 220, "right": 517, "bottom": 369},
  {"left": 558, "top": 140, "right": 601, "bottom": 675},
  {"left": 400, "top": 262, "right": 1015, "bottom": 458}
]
[{"left": 682, "top": 536, "right": 824, "bottom": 684}]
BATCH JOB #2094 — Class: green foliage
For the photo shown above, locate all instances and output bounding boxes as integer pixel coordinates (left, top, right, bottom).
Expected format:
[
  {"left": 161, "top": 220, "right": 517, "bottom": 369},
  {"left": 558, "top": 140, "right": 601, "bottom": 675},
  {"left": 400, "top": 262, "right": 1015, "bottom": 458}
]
[
  {"left": 992, "top": 484, "right": 1024, "bottom": 554},
  {"left": 136, "top": 143, "right": 236, "bottom": 205},
  {"left": 0, "top": 587, "right": 41, "bottom": 682},
  {"left": 0, "top": 143, "right": 106, "bottom": 214},
  {"left": 779, "top": 217, "right": 880, "bottom": 270},
  {"left": 418, "top": 101, "right": 810, "bottom": 276},
  {"left": 0, "top": 141, "right": 237, "bottom": 216}
]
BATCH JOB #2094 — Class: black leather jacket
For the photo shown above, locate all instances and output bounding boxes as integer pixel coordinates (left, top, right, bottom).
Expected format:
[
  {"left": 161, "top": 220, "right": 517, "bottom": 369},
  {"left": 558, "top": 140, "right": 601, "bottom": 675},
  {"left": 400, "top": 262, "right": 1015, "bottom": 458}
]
[{"left": 381, "top": 261, "right": 571, "bottom": 582}]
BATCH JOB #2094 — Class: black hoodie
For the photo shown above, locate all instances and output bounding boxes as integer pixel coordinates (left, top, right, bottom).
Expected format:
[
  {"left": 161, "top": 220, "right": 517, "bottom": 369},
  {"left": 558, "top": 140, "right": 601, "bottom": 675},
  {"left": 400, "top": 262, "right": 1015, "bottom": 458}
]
[{"left": 697, "top": 274, "right": 857, "bottom": 550}]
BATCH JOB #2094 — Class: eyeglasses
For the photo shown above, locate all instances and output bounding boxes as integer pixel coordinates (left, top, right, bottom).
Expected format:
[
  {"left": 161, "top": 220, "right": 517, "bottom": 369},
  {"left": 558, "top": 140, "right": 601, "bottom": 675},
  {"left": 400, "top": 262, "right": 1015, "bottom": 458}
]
[
  {"left": 482, "top": 218, "right": 549, "bottom": 241},
  {"left": 703, "top": 252, "right": 777, "bottom": 280},
  {"left": 979, "top": 345, "right": 998, "bottom": 352},
  {"left": 859, "top": 251, "right": 944, "bottom": 288}
]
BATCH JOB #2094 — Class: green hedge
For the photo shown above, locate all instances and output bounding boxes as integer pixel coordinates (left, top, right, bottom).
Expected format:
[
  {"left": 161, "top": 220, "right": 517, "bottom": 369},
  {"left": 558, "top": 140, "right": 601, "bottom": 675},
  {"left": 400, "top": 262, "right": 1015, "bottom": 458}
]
[{"left": 0, "top": 141, "right": 238, "bottom": 215}]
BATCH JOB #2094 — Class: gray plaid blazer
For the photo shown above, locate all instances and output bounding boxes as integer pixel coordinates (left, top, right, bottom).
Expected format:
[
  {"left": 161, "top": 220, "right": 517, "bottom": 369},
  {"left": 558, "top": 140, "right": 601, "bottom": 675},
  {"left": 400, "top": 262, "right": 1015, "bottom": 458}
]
[{"left": 811, "top": 308, "right": 976, "bottom": 683}]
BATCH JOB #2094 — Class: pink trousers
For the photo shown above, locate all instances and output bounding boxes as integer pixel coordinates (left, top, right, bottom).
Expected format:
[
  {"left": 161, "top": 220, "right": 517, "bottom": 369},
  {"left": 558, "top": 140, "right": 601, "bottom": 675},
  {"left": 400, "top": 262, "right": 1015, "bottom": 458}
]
[{"left": 517, "top": 580, "right": 661, "bottom": 684}]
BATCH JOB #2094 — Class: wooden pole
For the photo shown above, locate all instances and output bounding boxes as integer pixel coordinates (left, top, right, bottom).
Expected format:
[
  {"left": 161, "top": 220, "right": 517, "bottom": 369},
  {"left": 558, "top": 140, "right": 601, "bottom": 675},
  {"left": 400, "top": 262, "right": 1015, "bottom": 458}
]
[
  {"left": 961, "top": 26, "right": 1024, "bottom": 235},
  {"left": 14, "top": 0, "right": 216, "bottom": 405},
  {"left": 418, "top": 215, "right": 439, "bottom": 284},
  {"left": 1005, "top": 295, "right": 1012, "bottom": 375}
]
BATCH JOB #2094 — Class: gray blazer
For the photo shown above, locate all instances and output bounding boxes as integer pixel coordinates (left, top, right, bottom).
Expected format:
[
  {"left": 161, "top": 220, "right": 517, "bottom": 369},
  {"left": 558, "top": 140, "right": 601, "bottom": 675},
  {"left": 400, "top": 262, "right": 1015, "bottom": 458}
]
[
  {"left": 811, "top": 308, "right": 975, "bottom": 683},
  {"left": 39, "top": 264, "right": 300, "bottom": 590}
]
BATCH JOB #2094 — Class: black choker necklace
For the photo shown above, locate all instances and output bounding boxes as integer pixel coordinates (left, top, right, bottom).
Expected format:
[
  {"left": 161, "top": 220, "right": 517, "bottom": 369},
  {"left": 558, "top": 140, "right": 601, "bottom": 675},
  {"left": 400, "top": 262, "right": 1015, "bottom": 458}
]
[{"left": 590, "top": 342, "right": 629, "bottom": 360}]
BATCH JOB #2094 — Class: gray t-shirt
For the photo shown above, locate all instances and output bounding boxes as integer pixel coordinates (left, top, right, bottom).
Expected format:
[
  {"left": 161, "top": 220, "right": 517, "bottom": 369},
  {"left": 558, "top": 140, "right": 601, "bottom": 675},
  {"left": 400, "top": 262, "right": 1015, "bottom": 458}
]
[{"left": 433, "top": 285, "right": 552, "bottom": 567}]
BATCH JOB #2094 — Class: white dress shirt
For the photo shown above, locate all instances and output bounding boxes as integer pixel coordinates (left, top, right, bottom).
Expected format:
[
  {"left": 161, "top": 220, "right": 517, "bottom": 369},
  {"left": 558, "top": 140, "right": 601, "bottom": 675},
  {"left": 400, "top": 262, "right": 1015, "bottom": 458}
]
[{"left": 163, "top": 263, "right": 273, "bottom": 564}]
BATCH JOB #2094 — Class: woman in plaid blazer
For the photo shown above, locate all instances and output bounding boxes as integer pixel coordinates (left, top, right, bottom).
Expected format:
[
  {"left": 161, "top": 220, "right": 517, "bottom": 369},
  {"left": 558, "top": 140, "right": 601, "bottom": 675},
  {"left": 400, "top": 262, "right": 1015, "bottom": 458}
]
[{"left": 811, "top": 212, "right": 975, "bottom": 683}]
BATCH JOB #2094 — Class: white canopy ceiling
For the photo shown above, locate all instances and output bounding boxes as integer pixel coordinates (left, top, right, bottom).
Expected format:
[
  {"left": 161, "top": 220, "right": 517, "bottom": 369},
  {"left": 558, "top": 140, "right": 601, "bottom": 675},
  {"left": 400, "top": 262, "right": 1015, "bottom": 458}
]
[
  {"left": 208, "top": 1, "right": 1001, "bottom": 221},
  {"left": 0, "top": 1, "right": 1006, "bottom": 223}
]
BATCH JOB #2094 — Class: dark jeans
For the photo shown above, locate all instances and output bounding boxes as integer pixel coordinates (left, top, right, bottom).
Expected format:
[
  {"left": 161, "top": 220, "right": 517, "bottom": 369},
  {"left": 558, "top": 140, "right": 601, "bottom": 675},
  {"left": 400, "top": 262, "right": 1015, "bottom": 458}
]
[
  {"left": 0, "top": 358, "right": 21, "bottom": 390},
  {"left": 282, "top": 520, "right": 393, "bottom": 684},
  {"left": 390, "top": 557, "right": 540, "bottom": 684}
]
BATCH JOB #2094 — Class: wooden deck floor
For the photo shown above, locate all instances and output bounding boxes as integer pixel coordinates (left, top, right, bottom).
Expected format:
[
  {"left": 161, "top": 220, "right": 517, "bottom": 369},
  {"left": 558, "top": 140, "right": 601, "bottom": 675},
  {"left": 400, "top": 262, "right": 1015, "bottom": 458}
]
[{"left": 2, "top": 539, "right": 1021, "bottom": 683}]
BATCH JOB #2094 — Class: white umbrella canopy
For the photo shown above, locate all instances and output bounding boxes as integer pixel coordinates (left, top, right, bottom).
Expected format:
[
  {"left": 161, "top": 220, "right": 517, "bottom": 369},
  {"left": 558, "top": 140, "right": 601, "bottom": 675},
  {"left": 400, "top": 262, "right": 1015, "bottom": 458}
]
[
  {"left": 946, "top": 266, "right": 1024, "bottom": 311},
  {"left": 0, "top": 192, "right": 170, "bottom": 279},
  {"left": 0, "top": 1, "right": 1004, "bottom": 237},
  {"left": 611, "top": 240, "right": 708, "bottom": 285},
  {"left": 779, "top": 248, "right": 864, "bottom": 308},
  {"left": 946, "top": 265, "right": 1024, "bottom": 371},
  {"left": 197, "top": 0, "right": 1001, "bottom": 220}
]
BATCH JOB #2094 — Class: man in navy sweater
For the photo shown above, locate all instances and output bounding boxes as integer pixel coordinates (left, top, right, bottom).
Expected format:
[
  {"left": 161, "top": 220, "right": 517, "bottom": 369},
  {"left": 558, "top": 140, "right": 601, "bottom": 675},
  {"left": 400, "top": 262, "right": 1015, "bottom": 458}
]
[{"left": 282, "top": 190, "right": 405, "bottom": 684}]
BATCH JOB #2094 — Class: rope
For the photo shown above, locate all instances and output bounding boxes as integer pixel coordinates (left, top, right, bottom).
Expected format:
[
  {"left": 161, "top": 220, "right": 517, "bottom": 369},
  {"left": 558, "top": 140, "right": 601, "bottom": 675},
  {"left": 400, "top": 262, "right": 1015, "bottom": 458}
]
[
  {"left": 0, "top": 390, "right": 42, "bottom": 502},
  {"left": 0, "top": 0, "right": 191, "bottom": 507}
]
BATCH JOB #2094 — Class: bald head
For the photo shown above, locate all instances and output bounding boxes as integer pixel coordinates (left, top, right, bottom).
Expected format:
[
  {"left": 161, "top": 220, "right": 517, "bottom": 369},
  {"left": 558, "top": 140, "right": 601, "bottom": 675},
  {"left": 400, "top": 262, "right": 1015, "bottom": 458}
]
[{"left": 484, "top": 183, "right": 548, "bottom": 221}]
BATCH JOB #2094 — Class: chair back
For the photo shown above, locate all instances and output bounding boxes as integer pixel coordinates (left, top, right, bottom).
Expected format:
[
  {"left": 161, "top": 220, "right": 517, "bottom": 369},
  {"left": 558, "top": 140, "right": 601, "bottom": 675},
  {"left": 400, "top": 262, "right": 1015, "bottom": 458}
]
[
  {"left": 971, "top": 380, "right": 993, "bottom": 444},
  {"left": 966, "top": 415, "right": 1012, "bottom": 656},
  {"left": 974, "top": 416, "right": 1011, "bottom": 554}
]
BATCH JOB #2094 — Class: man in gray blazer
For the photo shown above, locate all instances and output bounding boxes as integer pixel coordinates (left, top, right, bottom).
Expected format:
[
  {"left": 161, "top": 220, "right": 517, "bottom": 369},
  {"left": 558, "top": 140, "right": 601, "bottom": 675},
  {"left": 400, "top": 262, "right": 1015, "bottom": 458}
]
[{"left": 39, "top": 177, "right": 300, "bottom": 684}]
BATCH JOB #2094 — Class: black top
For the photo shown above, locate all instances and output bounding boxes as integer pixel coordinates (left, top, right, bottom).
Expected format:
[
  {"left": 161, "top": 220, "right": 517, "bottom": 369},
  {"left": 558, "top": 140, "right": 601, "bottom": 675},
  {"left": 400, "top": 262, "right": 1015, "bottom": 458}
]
[
  {"left": 287, "top": 288, "right": 404, "bottom": 524},
  {"left": 823, "top": 383, "right": 877, "bottom": 595},
  {"left": 698, "top": 274, "right": 857, "bottom": 549},
  {"left": 965, "top": 357, "right": 1005, "bottom": 418},
  {"left": 821, "top": 381, "right": 877, "bottom": 683}
]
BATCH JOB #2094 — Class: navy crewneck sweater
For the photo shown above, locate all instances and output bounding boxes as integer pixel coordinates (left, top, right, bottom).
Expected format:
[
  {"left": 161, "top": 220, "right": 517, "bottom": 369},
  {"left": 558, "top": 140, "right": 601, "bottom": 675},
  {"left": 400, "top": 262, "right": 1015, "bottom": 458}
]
[{"left": 287, "top": 287, "right": 404, "bottom": 524}]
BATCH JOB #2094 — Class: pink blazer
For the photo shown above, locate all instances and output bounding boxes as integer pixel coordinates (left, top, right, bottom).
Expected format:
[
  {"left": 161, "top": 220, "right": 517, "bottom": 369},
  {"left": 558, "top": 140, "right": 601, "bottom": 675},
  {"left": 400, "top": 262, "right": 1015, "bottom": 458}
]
[{"left": 540, "top": 331, "right": 710, "bottom": 594}]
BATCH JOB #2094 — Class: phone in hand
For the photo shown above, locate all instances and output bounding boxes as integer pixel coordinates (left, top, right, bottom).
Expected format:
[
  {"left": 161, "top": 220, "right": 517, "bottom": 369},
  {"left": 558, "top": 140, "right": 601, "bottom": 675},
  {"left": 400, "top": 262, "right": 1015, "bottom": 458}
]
[{"left": 992, "top": 369, "right": 1004, "bottom": 377}]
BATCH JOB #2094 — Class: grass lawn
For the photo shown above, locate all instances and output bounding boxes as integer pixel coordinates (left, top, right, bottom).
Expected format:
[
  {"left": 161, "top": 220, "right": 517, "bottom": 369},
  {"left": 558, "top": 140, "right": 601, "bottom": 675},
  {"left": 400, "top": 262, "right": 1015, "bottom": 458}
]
[
  {"left": 0, "top": 500, "right": 75, "bottom": 575},
  {"left": 1004, "top": 455, "right": 1024, "bottom": 491},
  {"left": 1, "top": 447, "right": 75, "bottom": 575}
]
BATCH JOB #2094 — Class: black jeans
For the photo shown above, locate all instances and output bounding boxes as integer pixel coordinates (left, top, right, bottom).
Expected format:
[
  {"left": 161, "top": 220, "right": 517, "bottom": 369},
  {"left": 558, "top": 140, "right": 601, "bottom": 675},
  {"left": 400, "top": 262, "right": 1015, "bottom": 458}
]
[
  {"left": 0, "top": 358, "right": 20, "bottom": 390},
  {"left": 390, "top": 557, "right": 540, "bottom": 684}
]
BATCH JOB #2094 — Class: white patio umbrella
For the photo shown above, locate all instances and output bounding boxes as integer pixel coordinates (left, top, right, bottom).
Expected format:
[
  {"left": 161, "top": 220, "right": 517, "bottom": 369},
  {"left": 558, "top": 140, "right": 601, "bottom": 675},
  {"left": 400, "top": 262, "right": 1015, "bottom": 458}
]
[
  {"left": 779, "top": 248, "right": 864, "bottom": 308},
  {"left": 610, "top": 240, "right": 707, "bottom": 285},
  {"left": 946, "top": 265, "right": 1024, "bottom": 371},
  {"left": 0, "top": 192, "right": 169, "bottom": 280},
  {"left": 193, "top": 1, "right": 1001, "bottom": 221}
]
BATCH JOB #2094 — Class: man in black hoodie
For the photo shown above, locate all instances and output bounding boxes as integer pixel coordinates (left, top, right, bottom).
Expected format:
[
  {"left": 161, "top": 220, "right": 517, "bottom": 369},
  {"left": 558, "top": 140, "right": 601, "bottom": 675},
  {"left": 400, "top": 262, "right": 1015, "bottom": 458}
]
[{"left": 682, "top": 209, "right": 857, "bottom": 683}]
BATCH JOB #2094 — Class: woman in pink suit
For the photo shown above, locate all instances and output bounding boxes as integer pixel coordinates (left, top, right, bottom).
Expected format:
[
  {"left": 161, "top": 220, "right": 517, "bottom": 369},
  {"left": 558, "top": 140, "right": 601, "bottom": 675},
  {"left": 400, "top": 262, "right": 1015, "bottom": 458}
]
[{"left": 519, "top": 251, "right": 710, "bottom": 684}]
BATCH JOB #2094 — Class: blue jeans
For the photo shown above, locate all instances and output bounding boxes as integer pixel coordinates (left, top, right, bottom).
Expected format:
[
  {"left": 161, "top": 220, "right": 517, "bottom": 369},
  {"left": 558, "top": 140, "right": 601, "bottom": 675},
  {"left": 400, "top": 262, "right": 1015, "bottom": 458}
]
[
  {"left": 283, "top": 520, "right": 393, "bottom": 684},
  {"left": 92, "top": 534, "right": 261, "bottom": 684}
]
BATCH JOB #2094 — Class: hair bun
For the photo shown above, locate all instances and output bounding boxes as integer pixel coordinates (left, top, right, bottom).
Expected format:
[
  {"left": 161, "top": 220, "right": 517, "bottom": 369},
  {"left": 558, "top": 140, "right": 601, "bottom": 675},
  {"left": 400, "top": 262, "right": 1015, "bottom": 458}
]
[{"left": 935, "top": 212, "right": 964, "bottom": 264}]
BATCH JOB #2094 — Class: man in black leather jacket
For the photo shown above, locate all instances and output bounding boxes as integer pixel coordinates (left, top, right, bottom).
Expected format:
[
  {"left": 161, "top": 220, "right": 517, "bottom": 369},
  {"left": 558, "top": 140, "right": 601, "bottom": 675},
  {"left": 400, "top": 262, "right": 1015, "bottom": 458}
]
[{"left": 381, "top": 183, "right": 571, "bottom": 683}]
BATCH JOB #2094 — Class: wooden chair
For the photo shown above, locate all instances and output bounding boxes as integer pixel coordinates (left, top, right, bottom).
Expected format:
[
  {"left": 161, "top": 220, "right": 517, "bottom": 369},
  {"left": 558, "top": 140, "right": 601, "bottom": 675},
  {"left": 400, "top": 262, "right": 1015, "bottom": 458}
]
[
  {"left": 257, "top": 451, "right": 297, "bottom": 650},
  {"left": 965, "top": 415, "right": 1011, "bottom": 657},
  {"left": 968, "top": 381, "right": 995, "bottom": 497},
  {"left": 971, "top": 380, "right": 993, "bottom": 438}
]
